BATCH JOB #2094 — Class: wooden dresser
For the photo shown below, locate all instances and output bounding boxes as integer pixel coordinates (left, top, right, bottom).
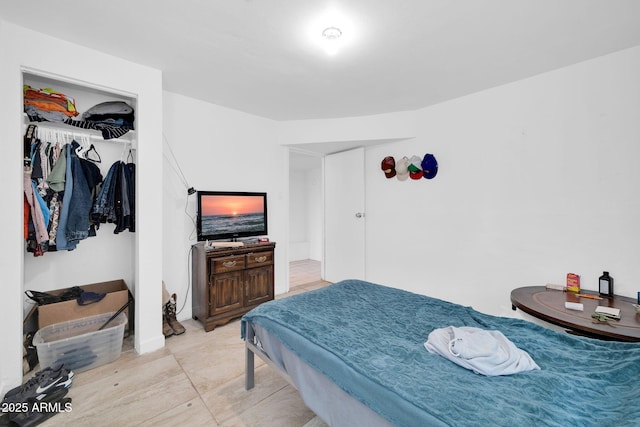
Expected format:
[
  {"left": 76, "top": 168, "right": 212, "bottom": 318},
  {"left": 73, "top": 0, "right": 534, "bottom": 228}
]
[{"left": 191, "top": 241, "right": 276, "bottom": 331}]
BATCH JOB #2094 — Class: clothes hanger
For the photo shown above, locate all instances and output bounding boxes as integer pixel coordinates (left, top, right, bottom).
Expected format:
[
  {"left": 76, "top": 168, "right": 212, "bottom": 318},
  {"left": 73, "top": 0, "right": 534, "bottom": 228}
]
[
  {"left": 41, "top": 128, "right": 50, "bottom": 143},
  {"left": 85, "top": 143, "right": 102, "bottom": 163},
  {"left": 126, "top": 148, "right": 134, "bottom": 164},
  {"left": 74, "top": 133, "right": 90, "bottom": 158},
  {"left": 75, "top": 137, "right": 85, "bottom": 157},
  {"left": 119, "top": 141, "right": 133, "bottom": 164}
]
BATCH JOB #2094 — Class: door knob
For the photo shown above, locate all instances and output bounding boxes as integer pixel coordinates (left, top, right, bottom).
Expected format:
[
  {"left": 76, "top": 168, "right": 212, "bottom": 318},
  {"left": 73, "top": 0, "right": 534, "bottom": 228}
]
[{"left": 355, "top": 212, "right": 365, "bottom": 218}]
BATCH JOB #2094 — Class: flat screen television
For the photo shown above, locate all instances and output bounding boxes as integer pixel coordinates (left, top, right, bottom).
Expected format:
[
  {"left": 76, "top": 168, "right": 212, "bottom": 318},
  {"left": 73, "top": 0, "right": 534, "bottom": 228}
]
[{"left": 197, "top": 191, "right": 268, "bottom": 241}]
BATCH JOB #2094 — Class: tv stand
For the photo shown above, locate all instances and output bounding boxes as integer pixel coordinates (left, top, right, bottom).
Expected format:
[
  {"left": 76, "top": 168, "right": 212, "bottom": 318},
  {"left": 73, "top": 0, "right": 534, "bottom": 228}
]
[{"left": 191, "top": 241, "right": 276, "bottom": 331}]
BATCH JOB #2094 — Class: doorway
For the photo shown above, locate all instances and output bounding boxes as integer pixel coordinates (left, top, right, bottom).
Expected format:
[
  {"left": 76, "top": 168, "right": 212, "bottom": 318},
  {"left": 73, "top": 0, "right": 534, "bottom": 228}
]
[
  {"left": 289, "top": 150, "right": 323, "bottom": 288},
  {"left": 288, "top": 146, "right": 367, "bottom": 288}
]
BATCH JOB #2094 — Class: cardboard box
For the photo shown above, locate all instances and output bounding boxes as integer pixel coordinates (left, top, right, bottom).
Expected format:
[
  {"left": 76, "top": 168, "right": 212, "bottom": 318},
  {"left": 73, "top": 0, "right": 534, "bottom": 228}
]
[{"left": 37, "top": 279, "right": 132, "bottom": 332}]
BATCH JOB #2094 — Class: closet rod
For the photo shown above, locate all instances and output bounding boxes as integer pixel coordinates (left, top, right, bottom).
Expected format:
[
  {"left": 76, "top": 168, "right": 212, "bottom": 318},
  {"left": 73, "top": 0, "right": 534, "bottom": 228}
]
[{"left": 29, "top": 123, "right": 135, "bottom": 146}]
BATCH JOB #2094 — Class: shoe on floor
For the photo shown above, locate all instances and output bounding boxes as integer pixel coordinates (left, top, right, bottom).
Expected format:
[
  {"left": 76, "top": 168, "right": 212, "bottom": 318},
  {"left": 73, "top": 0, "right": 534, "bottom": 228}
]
[
  {"left": 1, "top": 367, "right": 73, "bottom": 427},
  {"left": 3, "top": 364, "right": 73, "bottom": 401},
  {"left": 8, "top": 390, "right": 71, "bottom": 427},
  {"left": 166, "top": 294, "right": 185, "bottom": 335},
  {"left": 162, "top": 305, "right": 174, "bottom": 338}
]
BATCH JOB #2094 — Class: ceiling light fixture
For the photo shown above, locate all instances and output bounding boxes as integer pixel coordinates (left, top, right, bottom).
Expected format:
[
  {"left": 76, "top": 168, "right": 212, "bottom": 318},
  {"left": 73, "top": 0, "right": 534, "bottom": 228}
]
[
  {"left": 321, "top": 26, "right": 342, "bottom": 55},
  {"left": 307, "top": 8, "right": 356, "bottom": 56},
  {"left": 322, "top": 26, "right": 342, "bottom": 41}
]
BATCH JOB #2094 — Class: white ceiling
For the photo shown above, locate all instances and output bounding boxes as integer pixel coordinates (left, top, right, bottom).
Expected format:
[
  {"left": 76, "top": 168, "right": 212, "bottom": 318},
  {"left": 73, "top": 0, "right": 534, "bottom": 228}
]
[{"left": 2, "top": 1, "right": 640, "bottom": 123}]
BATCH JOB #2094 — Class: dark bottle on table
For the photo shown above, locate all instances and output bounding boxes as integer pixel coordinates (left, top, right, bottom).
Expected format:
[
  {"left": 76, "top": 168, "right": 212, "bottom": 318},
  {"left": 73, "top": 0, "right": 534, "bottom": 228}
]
[{"left": 599, "top": 271, "right": 613, "bottom": 297}]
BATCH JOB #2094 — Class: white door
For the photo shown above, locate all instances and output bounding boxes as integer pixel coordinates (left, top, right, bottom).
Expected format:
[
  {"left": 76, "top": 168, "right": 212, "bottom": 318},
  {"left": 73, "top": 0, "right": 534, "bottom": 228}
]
[{"left": 324, "top": 148, "right": 365, "bottom": 282}]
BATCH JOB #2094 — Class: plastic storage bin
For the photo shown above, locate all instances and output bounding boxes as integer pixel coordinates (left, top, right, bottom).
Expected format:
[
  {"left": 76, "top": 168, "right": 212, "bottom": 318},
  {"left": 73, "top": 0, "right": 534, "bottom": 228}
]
[{"left": 33, "top": 311, "right": 127, "bottom": 372}]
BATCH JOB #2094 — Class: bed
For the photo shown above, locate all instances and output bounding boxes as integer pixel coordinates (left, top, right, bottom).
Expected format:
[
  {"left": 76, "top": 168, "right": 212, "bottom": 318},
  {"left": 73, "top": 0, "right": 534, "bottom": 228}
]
[{"left": 241, "top": 279, "right": 640, "bottom": 427}]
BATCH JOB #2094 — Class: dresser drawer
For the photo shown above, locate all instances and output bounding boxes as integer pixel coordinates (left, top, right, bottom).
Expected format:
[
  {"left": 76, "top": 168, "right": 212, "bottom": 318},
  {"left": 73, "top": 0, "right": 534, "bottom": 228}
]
[
  {"left": 210, "top": 255, "right": 246, "bottom": 273},
  {"left": 246, "top": 251, "right": 274, "bottom": 268}
]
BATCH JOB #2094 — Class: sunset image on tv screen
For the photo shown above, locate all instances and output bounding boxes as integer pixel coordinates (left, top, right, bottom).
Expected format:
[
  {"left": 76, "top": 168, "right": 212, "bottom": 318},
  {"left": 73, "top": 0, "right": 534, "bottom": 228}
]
[{"left": 200, "top": 195, "right": 265, "bottom": 237}]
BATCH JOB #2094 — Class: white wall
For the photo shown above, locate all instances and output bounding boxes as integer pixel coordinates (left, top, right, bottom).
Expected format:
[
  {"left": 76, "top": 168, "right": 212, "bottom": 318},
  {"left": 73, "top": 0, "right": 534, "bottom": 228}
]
[
  {"left": 162, "top": 91, "right": 289, "bottom": 314},
  {"left": 278, "top": 111, "right": 417, "bottom": 144},
  {"left": 0, "top": 20, "right": 164, "bottom": 392},
  {"left": 364, "top": 46, "right": 640, "bottom": 317},
  {"left": 275, "top": 45, "right": 640, "bottom": 320}
]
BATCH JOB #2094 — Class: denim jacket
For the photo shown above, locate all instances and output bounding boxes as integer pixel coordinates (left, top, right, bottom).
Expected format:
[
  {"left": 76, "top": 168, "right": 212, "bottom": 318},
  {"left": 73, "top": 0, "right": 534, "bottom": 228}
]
[{"left": 65, "top": 141, "right": 92, "bottom": 243}]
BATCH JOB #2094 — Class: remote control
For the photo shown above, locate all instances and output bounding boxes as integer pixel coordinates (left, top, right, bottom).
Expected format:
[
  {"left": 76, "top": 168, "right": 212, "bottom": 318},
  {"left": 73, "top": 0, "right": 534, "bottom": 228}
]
[{"left": 564, "top": 302, "right": 584, "bottom": 311}]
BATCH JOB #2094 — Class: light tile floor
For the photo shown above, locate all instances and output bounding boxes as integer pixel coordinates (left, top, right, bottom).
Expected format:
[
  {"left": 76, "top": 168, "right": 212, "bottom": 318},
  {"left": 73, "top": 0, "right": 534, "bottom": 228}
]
[
  {"left": 289, "top": 260, "right": 322, "bottom": 288},
  {"left": 37, "top": 259, "right": 330, "bottom": 426}
]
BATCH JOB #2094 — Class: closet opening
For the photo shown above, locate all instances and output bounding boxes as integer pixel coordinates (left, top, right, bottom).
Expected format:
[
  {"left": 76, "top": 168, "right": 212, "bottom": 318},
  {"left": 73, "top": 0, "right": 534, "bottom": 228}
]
[{"left": 21, "top": 68, "right": 139, "bottom": 374}]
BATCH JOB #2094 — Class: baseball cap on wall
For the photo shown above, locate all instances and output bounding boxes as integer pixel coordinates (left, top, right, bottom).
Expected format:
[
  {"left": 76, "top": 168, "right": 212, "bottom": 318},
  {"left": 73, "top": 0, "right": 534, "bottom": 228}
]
[
  {"left": 396, "top": 156, "right": 410, "bottom": 181},
  {"left": 381, "top": 156, "right": 396, "bottom": 178},
  {"left": 421, "top": 154, "right": 438, "bottom": 179},
  {"left": 408, "top": 155, "right": 423, "bottom": 180}
]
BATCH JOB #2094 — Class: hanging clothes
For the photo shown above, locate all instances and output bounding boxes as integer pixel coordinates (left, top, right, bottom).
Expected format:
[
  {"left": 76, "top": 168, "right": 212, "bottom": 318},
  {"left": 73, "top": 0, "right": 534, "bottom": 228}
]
[
  {"left": 24, "top": 138, "right": 105, "bottom": 255},
  {"left": 54, "top": 144, "right": 74, "bottom": 251},
  {"left": 46, "top": 144, "right": 66, "bottom": 192},
  {"left": 92, "top": 161, "right": 118, "bottom": 225},
  {"left": 23, "top": 195, "right": 29, "bottom": 239},
  {"left": 125, "top": 162, "right": 135, "bottom": 232},
  {"left": 91, "top": 160, "right": 135, "bottom": 233},
  {"left": 65, "top": 141, "right": 93, "bottom": 245},
  {"left": 23, "top": 169, "right": 48, "bottom": 246},
  {"left": 47, "top": 192, "right": 60, "bottom": 247},
  {"left": 80, "top": 157, "right": 103, "bottom": 237},
  {"left": 22, "top": 115, "right": 134, "bottom": 256}
]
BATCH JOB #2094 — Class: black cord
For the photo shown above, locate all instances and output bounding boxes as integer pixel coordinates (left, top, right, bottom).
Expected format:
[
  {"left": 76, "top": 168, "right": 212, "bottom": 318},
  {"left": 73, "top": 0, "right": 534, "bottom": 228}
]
[
  {"left": 162, "top": 133, "right": 194, "bottom": 195},
  {"left": 176, "top": 244, "right": 193, "bottom": 316}
]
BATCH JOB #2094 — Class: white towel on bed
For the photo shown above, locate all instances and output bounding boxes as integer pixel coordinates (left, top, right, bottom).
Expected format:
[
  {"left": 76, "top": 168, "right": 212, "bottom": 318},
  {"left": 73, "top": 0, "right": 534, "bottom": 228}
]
[{"left": 424, "top": 326, "right": 540, "bottom": 376}]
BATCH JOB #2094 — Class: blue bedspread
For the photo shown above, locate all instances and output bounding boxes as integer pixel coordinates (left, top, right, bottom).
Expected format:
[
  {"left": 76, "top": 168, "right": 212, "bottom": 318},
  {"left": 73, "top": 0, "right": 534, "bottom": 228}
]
[{"left": 241, "top": 280, "right": 640, "bottom": 427}]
